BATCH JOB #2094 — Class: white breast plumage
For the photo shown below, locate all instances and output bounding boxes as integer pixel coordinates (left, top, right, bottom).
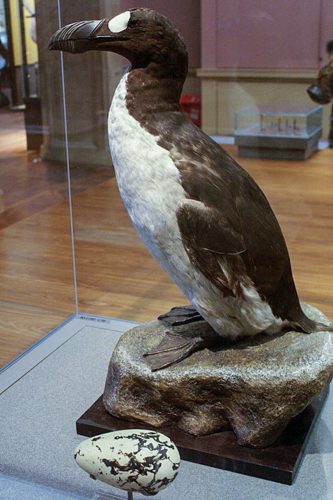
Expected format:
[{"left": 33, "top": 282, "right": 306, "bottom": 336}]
[
  {"left": 108, "top": 74, "right": 193, "bottom": 287},
  {"left": 107, "top": 74, "right": 285, "bottom": 339}
]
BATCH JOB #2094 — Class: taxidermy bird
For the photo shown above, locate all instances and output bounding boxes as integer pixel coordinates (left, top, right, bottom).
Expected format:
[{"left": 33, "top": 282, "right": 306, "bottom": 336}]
[
  {"left": 49, "top": 9, "right": 332, "bottom": 370},
  {"left": 307, "top": 39, "right": 333, "bottom": 105}
]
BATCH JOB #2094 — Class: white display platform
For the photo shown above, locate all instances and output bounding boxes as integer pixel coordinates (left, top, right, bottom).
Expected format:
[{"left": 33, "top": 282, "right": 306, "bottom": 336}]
[{"left": 0, "top": 315, "right": 333, "bottom": 499}]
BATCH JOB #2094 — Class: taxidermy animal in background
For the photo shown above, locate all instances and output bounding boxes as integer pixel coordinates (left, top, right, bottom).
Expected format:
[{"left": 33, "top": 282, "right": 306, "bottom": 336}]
[
  {"left": 49, "top": 8, "right": 332, "bottom": 370},
  {"left": 308, "top": 39, "right": 333, "bottom": 148},
  {"left": 308, "top": 39, "right": 333, "bottom": 105}
]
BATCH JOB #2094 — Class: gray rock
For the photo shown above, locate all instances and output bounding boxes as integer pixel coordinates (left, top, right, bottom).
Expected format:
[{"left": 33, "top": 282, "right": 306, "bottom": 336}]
[{"left": 103, "top": 304, "right": 333, "bottom": 448}]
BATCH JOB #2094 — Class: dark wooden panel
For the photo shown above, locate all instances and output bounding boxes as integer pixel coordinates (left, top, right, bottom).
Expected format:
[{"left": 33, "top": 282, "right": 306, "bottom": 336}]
[{"left": 76, "top": 387, "right": 329, "bottom": 485}]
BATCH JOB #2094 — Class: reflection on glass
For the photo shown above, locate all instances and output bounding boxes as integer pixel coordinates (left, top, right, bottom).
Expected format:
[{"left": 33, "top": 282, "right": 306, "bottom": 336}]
[
  {"left": 59, "top": 1, "right": 194, "bottom": 322},
  {"left": 0, "top": 0, "right": 75, "bottom": 368}
]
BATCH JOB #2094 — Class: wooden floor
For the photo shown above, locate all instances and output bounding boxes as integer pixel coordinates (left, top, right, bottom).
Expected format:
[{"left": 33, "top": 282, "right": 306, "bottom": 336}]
[{"left": 1, "top": 108, "right": 333, "bottom": 367}]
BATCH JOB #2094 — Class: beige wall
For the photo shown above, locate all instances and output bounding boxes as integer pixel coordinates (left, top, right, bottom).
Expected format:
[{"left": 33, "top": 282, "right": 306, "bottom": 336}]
[
  {"left": 198, "top": 69, "right": 331, "bottom": 140},
  {"left": 10, "top": 0, "right": 38, "bottom": 65}
]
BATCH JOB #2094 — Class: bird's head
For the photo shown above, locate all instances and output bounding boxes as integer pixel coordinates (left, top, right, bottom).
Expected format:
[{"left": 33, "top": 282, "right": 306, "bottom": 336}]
[{"left": 48, "top": 8, "right": 188, "bottom": 77}]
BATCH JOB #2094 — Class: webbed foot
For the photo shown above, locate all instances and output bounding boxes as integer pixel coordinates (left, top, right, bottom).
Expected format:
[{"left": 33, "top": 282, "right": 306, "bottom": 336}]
[
  {"left": 143, "top": 328, "right": 223, "bottom": 371},
  {"left": 158, "top": 305, "right": 203, "bottom": 327},
  {"left": 143, "top": 331, "right": 206, "bottom": 371}
]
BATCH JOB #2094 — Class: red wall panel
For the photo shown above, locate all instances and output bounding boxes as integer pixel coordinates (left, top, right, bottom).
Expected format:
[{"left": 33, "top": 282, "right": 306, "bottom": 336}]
[
  {"left": 202, "top": 0, "right": 333, "bottom": 70},
  {"left": 321, "top": 0, "right": 333, "bottom": 64}
]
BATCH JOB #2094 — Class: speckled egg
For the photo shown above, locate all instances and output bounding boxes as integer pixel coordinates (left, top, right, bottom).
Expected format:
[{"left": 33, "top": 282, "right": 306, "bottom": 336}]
[{"left": 74, "top": 429, "right": 181, "bottom": 495}]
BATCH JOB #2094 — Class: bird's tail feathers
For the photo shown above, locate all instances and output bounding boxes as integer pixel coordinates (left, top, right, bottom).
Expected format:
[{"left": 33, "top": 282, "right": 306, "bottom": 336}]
[{"left": 293, "top": 313, "right": 333, "bottom": 333}]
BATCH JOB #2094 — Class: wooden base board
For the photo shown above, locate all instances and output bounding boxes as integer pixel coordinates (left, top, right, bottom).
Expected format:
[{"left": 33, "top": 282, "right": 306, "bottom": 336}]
[{"left": 76, "top": 387, "right": 328, "bottom": 485}]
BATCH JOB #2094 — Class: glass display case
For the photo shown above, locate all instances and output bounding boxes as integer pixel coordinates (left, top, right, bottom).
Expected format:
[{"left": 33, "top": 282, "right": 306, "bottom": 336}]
[{"left": 235, "top": 104, "right": 323, "bottom": 159}]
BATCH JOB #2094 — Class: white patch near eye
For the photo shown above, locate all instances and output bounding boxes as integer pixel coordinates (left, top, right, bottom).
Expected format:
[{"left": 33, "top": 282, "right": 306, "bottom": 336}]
[{"left": 108, "top": 11, "right": 131, "bottom": 33}]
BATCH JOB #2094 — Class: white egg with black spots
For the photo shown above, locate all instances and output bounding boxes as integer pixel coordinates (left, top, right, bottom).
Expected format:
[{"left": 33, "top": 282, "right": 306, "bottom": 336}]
[
  {"left": 74, "top": 429, "right": 181, "bottom": 495},
  {"left": 108, "top": 11, "right": 131, "bottom": 33}
]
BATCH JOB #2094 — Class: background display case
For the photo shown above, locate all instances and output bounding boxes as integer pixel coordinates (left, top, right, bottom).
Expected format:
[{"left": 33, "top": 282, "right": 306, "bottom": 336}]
[{"left": 235, "top": 104, "right": 323, "bottom": 159}]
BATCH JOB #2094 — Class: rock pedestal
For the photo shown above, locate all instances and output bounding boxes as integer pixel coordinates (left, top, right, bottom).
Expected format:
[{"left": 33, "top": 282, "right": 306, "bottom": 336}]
[{"left": 103, "top": 304, "right": 333, "bottom": 448}]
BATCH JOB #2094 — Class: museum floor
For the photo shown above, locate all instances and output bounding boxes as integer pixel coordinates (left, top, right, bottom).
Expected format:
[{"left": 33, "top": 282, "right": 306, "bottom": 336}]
[{"left": 1, "top": 108, "right": 333, "bottom": 368}]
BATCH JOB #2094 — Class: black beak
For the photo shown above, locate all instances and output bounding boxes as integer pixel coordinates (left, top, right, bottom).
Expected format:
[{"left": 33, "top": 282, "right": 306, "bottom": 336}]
[
  {"left": 48, "top": 18, "right": 128, "bottom": 54},
  {"left": 48, "top": 19, "right": 105, "bottom": 53},
  {"left": 307, "top": 84, "right": 331, "bottom": 105}
]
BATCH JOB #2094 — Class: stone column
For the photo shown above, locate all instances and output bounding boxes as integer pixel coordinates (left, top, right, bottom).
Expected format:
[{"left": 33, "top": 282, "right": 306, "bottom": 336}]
[{"left": 36, "top": 0, "right": 124, "bottom": 167}]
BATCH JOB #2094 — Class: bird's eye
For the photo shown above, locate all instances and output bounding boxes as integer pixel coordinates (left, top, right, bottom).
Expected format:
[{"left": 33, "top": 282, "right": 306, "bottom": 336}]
[{"left": 108, "top": 11, "right": 131, "bottom": 33}]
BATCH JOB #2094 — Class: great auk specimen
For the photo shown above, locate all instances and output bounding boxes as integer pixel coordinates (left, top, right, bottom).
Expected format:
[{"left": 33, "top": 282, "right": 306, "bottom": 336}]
[{"left": 49, "top": 9, "right": 332, "bottom": 370}]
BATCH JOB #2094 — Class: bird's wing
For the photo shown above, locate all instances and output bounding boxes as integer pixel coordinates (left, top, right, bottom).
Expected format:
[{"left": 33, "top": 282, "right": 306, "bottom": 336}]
[
  {"left": 146, "top": 111, "right": 300, "bottom": 314},
  {"left": 177, "top": 199, "right": 250, "bottom": 296}
]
